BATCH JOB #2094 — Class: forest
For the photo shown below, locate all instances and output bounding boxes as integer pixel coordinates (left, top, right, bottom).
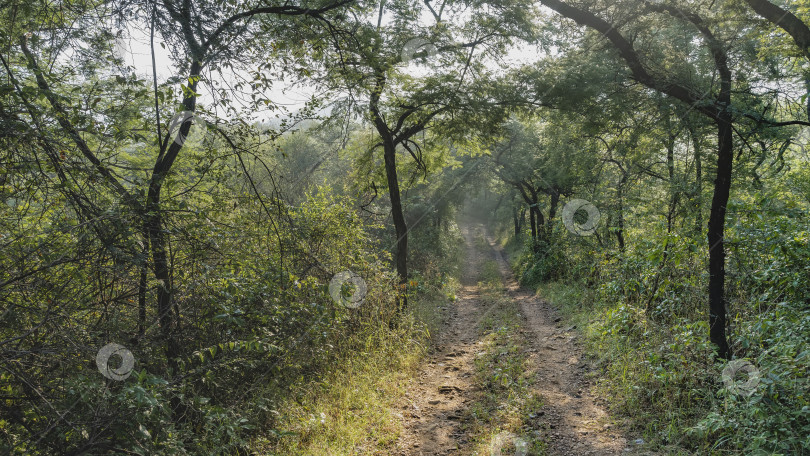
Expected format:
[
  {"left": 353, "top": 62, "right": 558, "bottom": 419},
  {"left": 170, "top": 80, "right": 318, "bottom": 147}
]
[{"left": 1, "top": 0, "right": 809, "bottom": 454}]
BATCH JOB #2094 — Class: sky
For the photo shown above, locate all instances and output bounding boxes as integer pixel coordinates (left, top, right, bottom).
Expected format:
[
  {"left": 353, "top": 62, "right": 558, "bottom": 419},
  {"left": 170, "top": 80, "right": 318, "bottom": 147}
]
[
  {"left": 116, "top": 9, "right": 545, "bottom": 122},
  {"left": 118, "top": 26, "right": 314, "bottom": 114}
]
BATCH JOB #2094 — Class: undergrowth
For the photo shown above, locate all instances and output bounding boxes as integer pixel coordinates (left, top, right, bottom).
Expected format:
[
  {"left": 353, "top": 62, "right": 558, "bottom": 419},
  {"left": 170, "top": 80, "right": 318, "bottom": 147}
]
[
  {"left": 257, "top": 286, "right": 454, "bottom": 455},
  {"left": 249, "top": 223, "right": 465, "bottom": 454},
  {"left": 509, "top": 227, "right": 810, "bottom": 455}
]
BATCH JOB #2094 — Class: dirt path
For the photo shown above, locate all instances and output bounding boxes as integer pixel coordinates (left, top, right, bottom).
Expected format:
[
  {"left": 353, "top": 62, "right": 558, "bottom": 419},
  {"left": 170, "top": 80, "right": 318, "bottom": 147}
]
[
  {"left": 396, "top": 224, "right": 635, "bottom": 455},
  {"left": 487, "top": 235, "right": 630, "bottom": 456},
  {"left": 395, "top": 224, "right": 489, "bottom": 455}
]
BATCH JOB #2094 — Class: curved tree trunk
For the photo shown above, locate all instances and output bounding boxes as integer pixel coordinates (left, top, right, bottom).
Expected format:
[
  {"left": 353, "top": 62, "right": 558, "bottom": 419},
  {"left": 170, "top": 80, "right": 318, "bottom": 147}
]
[
  {"left": 146, "top": 60, "right": 202, "bottom": 367},
  {"left": 370, "top": 70, "right": 409, "bottom": 309}
]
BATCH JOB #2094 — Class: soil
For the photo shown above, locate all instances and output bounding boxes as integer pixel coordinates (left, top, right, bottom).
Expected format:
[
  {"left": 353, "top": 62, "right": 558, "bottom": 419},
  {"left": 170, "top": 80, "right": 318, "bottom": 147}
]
[{"left": 395, "top": 224, "right": 642, "bottom": 455}]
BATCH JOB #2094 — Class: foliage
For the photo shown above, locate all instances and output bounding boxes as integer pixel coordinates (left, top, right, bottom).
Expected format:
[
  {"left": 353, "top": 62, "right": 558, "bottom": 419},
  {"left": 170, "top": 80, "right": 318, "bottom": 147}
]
[{"left": 4, "top": 0, "right": 810, "bottom": 453}]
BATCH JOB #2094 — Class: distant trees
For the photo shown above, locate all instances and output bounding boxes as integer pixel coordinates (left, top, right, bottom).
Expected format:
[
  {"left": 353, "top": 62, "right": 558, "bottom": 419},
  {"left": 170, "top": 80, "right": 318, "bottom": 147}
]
[
  {"left": 491, "top": 120, "right": 596, "bottom": 245},
  {"left": 307, "top": 0, "right": 535, "bottom": 306}
]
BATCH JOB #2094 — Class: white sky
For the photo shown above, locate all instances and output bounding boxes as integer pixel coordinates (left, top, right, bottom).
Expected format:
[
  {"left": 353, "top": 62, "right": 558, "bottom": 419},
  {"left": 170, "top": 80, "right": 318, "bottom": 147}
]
[
  {"left": 116, "top": 10, "right": 544, "bottom": 120},
  {"left": 119, "top": 26, "right": 314, "bottom": 115}
]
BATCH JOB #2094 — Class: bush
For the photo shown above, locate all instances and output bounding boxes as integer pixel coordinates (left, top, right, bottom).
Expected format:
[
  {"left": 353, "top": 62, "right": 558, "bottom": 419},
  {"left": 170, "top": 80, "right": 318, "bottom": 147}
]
[{"left": 515, "top": 237, "right": 566, "bottom": 286}]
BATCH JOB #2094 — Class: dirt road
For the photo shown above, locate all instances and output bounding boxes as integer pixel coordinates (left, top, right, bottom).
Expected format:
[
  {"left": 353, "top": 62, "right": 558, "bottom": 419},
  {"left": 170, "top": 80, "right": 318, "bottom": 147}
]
[{"left": 395, "top": 224, "right": 633, "bottom": 455}]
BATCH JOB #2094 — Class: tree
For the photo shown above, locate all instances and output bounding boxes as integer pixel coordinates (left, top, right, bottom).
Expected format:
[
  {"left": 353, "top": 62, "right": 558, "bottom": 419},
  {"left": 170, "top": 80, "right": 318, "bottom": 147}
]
[
  {"left": 491, "top": 119, "right": 596, "bottom": 244},
  {"left": 309, "top": 0, "right": 534, "bottom": 306},
  {"left": 533, "top": 0, "right": 741, "bottom": 358},
  {"left": 1, "top": 0, "right": 357, "bottom": 449}
]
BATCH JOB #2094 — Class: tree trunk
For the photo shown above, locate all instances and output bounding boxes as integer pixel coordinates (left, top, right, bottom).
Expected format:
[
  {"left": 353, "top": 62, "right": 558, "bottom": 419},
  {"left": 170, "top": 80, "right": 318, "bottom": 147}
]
[
  {"left": 138, "top": 255, "right": 147, "bottom": 341},
  {"left": 382, "top": 139, "right": 409, "bottom": 293},
  {"left": 531, "top": 205, "right": 545, "bottom": 253},
  {"left": 708, "top": 112, "right": 733, "bottom": 360},
  {"left": 690, "top": 125, "right": 703, "bottom": 235},
  {"left": 707, "top": 31, "right": 734, "bottom": 360},
  {"left": 369, "top": 70, "right": 408, "bottom": 309},
  {"left": 146, "top": 60, "right": 201, "bottom": 367},
  {"left": 527, "top": 186, "right": 544, "bottom": 247},
  {"left": 616, "top": 178, "right": 626, "bottom": 252},
  {"left": 519, "top": 208, "right": 526, "bottom": 233},
  {"left": 547, "top": 192, "right": 559, "bottom": 237},
  {"left": 533, "top": 206, "right": 545, "bottom": 236}
]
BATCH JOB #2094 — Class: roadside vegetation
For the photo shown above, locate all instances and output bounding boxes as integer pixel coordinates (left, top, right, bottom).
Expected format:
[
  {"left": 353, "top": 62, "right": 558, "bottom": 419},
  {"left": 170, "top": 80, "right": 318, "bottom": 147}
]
[{"left": 499, "top": 207, "right": 810, "bottom": 455}]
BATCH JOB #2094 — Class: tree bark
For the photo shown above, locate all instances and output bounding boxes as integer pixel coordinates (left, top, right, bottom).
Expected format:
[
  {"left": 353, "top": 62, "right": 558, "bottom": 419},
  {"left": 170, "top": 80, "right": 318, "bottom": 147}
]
[
  {"left": 519, "top": 208, "right": 526, "bottom": 233},
  {"left": 616, "top": 175, "right": 626, "bottom": 252},
  {"left": 383, "top": 139, "right": 409, "bottom": 290},
  {"left": 370, "top": 70, "right": 409, "bottom": 308},
  {"left": 708, "top": 110, "right": 733, "bottom": 360},
  {"left": 146, "top": 60, "right": 202, "bottom": 366},
  {"left": 705, "top": 16, "right": 734, "bottom": 361},
  {"left": 526, "top": 186, "right": 544, "bottom": 246},
  {"left": 532, "top": 206, "right": 545, "bottom": 238},
  {"left": 547, "top": 192, "right": 559, "bottom": 237},
  {"left": 689, "top": 124, "right": 703, "bottom": 235},
  {"left": 664, "top": 132, "right": 677, "bottom": 262}
]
